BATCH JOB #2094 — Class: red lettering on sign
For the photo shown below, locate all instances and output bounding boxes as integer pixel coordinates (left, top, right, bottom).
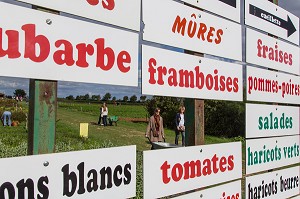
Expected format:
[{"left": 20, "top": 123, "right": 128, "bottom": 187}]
[{"left": 86, "top": 0, "right": 115, "bottom": 10}]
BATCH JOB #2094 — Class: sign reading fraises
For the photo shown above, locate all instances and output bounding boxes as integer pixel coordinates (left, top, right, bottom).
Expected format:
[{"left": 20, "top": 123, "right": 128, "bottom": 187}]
[
  {"left": 179, "top": 0, "right": 241, "bottom": 23},
  {"left": 173, "top": 180, "right": 241, "bottom": 199},
  {"left": 246, "top": 28, "right": 300, "bottom": 75},
  {"left": 16, "top": 0, "right": 141, "bottom": 31},
  {"left": 142, "top": 0, "right": 242, "bottom": 61},
  {"left": 0, "top": 146, "right": 136, "bottom": 199},
  {"left": 246, "top": 103, "right": 300, "bottom": 138},
  {"left": 245, "top": 0, "right": 299, "bottom": 45},
  {"left": 247, "top": 66, "right": 300, "bottom": 105},
  {"left": 0, "top": 2, "right": 139, "bottom": 86},
  {"left": 246, "top": 166, "right": 300, "bottom": 199},
  {"left": 246, "top": 135, "right": 299, "bottom": 174},
  {"left": 143, "top": 142, "right": 242, "bottom": 199},
  {"left": 142, "top": 45, "right": 243, "bottom": 101}
]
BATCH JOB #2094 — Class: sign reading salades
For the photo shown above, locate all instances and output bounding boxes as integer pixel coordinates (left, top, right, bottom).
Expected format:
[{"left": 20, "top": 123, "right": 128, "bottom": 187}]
[
  {"left": 143, "top": 142, "right": 242, "bottom": 199},
  {"left": 246, "top": 166, "right": 300, "bottom": 199},
  {"left": 179, "top": 0, "right": 241, "bottom": 23},
  {"left": 142, "top": 45, "right": 243, "bottom": 101},
  {"left": 246, "top": 28, "right": 300, "bottom": 76},
  {"left": 0, "top": 146, "right": 136, "bottom": 199},
  {"left": 16, "top": 0, "right": 141, "bottom": 31},
  {"left": 246, "top": 135, "right": 299, "bottom": 175},
  {"left": 247, "top": 66, "right": 300, "bottom": 105},
  {"left": 0, "top": 2, "right": 139, "bottom": 86},
  {"left": 173, "top": 180, "right": 241, "bottom": 199},
  {"left": 245, "top": 0, "right": 299, "bottom": 45},
  {"left": 142, "top": 0, "right": 242, "bottom": 61},
  {"left": 246, "top": 103, "right": 300, "bottom": 138}
]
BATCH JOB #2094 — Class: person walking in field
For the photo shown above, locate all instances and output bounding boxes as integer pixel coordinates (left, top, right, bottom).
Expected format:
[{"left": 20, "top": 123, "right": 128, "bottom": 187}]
[
  {"left": 175, "top": 106, "right": 186, "bottom": 146},
  {"left": 101, "top": 103, "right": 108, "bottom": 126},
  {"left": 145, "top": 108, "right": 165, "bottom": 149}
]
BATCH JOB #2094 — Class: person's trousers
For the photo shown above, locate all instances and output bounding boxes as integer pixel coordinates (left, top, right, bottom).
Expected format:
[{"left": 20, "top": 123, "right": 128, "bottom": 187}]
[
  {"left": 175, "top": 130, "right": 185, "bottom": 146},
  {"left": 2, "top": 112, "right": 11, "bottom": 126}
]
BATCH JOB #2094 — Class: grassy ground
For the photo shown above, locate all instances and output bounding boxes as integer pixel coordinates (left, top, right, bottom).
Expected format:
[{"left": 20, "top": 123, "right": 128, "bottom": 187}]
[{"left": 0, "top": 101, "right": 243, "bottom": 198}]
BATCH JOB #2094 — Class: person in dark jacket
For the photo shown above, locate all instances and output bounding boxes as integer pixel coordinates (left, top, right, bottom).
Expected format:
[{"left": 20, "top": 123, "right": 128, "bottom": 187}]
[{"left": 175, "top": 106, "right": 185, "bottom": 146}]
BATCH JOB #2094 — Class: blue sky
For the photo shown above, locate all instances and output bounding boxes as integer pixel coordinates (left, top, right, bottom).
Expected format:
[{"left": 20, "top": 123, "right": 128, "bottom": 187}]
[{"left": 0, "top": 0, "right": 299, "bottom": 99}]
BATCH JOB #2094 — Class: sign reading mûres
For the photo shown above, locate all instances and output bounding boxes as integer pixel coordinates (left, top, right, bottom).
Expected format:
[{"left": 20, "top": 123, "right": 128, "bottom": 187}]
[
  {"left": 246, "top": 28, "right": 300, "bottom": 75},
  {"left": 173, "top": 180, "right": 241, "bottom": 199},
  {"left": 247, "top": 66, "right": 300, "bottom": 105},
  {"left": 246, "top": 166, "right": 299, "bottom": 199},
  {"left": 0, "top": 146, "right": 136, "bottom": 199},
  {"left": 246, "top": 135, "right": 299, "bottom": 175},
  {"left": 179, "top": 0, "right": 241, "bottom": 23},
  {"left": 246, "top": 103, "right": 300, "bottom": 138},
  {"left": 245, "top": 0, "right": 299, "bottom": 45},
  {"left": 142, "top": 45, "right": 243, "bottom": 101},
  {"left": 15, "top": 0, "right": 141, "bottom": 31},
  {"left": 143, "top": 142, "right": 242, "bottom": 199},
  {"left": 142, "top": 0, "right": 242, "bottom": 61},
  {"left": 0, "top": 2, "right": 138, "bottom": 86}
]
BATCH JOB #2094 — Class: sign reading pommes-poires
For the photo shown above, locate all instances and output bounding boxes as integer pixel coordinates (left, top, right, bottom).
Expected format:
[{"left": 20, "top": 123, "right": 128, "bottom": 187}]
[{"left": 0, "top": 2, "right": 139, "bottom": 86}]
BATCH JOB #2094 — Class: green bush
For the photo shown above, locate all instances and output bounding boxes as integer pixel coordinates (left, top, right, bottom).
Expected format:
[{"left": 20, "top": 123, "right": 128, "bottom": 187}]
[{"left": 205, "top": 100, "right": 245, "bottom": 138}]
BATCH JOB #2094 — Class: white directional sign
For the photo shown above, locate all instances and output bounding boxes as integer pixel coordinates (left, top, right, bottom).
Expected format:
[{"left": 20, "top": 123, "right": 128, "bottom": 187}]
[
  {"left": 0, "top": 2, "right": 139, "bottom": 86},
  {"left": 246, "top": 28, "right": 300, "bottom": 75},
  {"left": 16, "top": 0, "right": 141, "bottom": 31},
  {"left": 246, "top": 103, "right": 300, "bottom": 138},
  {"left": 246, "top": 135, "right": 300, "bottom": 174},
  {"left": 0, "top": 146, "right": 137, "bottom": 199},
  {"left": 142, "top": 0, "right": 242, "bottom": 61},
  {"left": 245, "top": 0, "right": 299, "bottom": 45},
  {"left": 143, "top": 142, "right": 242, "bottom": 199},
  {"left": 142, "top": 45, "right": 243, "bottom": 101},
  {"left": 179, "top": 0, "right": 241, "bottom": 23},
  {"left": 247, "top": 66, "right": 300, "bottom": 105},
  {"left": 246, "top": 166, "right": 300, "bottom": 199}
]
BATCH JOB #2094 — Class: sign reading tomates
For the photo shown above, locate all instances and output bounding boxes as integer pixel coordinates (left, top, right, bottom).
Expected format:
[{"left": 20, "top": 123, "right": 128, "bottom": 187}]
[
  {"left": 0, "top": 146, "right": 136, "bottom": 199},
  {"left": 143, "top": 142, "right": 242, "bottom": 199},
  {"left": 0, "top": 2, "right": 139, "bottom": 86},
  {"left": 142, "top": 45, "right": 243, "bottom": 101}
]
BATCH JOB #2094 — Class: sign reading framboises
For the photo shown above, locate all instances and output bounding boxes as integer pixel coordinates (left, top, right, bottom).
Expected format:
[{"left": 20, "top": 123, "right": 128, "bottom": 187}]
[
  {"left": 0, "top": 146, "right": 136, "bottom": 199},
  {"left": 142, "top": 45, "right": 243, "bottom": 101},
  {"left": 15, "top": 0, "right": 141, "bottom": 31},
  {"left": 246, "top": 166, "right": 300, "bottom": 199},
  {"left": 246, "top": 135, "right": 299, "bottom": 175},
  {"left": 143, "top": 142, "right": 242, "bottom": 199},
  {"left": 0, "top": 2, "right": 139, "bottom": 86},
  {"left": 142, "top": 0, "right": 242, "bottom": 61}
]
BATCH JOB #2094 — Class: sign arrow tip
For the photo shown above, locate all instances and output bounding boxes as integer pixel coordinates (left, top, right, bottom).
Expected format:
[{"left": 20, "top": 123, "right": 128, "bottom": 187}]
[{"left": 287, "top": 15, "right": 296, "bottom": 37}]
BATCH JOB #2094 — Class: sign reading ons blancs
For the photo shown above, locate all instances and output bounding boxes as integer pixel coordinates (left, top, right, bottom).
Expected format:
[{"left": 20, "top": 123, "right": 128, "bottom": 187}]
[
  {"left": 246, "top": 103, "right": 300, "bottom": 138},
  {"left": 16, "top": 0, "right": 141, "bottom": 31},
  {"left": 142, "top": 45, "right": 243, "bottom": 101},
  {"left": 0, "top": 2, "right": 139, "bottom": 86},
  {"left": 142, "top": 0, "right": 242, "bottom": 61},
  {"left": 246, "top": 135, "right": 299, "bottom": 175},
  {"left": 0, "top": 146, "right": 136, "bottom": 199},
  {"left": 143, "top": 142, "right": 242, "bottom": 199},
  {"left": 179, "top": 0, "right": 241, "bottom": 23},
  {"left": 245, "top": 0, "right": 299, "bottom": 45},
  {"left": 246, "top": 166, "right": 300, "bottom": 199},
  {"left": 246, "top": 28, "right": 300, "bottom": 76},
  {"left": 247, "top": 66, "right": 300, "bottom": 105}
]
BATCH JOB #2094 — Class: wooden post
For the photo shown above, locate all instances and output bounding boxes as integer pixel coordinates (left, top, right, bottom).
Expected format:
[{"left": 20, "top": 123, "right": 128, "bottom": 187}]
[{"left": 27, "top": 6, "right": 59, "bottom": 155}]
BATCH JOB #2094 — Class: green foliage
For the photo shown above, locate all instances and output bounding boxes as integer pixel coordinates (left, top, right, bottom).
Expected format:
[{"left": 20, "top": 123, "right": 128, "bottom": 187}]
[
  {"left": 102, "top": 92, "right": 112, "bottom": 101},
  {"left": 205, "top": 100, "right": 245, "bottom": 138},
  {"left": 14, "top": 89, "right": 27, "bottom": 98},
  {"left": 145, "top": 96, "right": 183, "bottom": 128},
  {"left": 130, "top": 95, "right": 137, "bottom": 102}
]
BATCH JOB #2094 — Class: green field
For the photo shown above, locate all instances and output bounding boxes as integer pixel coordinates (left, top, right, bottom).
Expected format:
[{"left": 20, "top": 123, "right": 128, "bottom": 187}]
[{"left": 0, "top": 101, "right": 242, "bottom": 198}]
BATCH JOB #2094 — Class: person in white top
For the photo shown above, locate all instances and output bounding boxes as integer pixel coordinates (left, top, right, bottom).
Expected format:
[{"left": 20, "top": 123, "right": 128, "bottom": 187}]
[
  {"left": 101, "top": 103, "right": 108, "bottom": 126},
  {"left": 175, "top": 106, "right": 185, "bottom": 146}
]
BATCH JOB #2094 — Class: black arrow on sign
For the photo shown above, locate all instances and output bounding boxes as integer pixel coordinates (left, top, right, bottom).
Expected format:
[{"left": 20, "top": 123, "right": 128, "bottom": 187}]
[
  {"left": 219, "top": 0, "right": 236, "bottom": 8},
  {"left": 249, "top": 4, "right": 296, "bottom": 37}
]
